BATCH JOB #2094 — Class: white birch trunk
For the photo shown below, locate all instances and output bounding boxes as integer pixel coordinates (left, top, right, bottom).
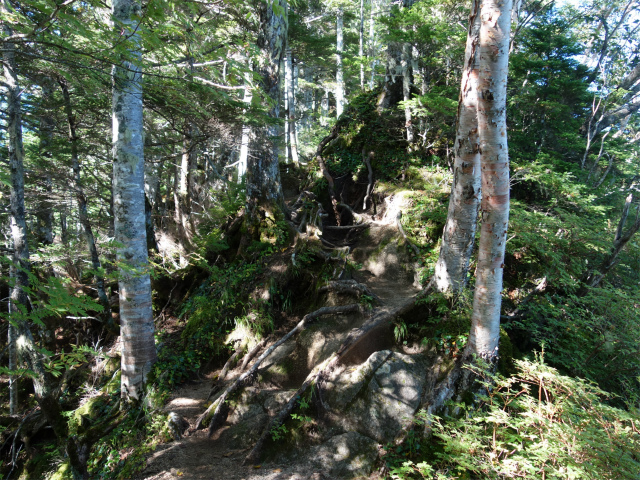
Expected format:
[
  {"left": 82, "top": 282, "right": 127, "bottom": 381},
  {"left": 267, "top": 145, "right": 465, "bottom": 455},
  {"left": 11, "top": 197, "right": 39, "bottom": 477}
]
[
  {"left": 238, "top": 78, "right": 252, "bottom": 183},
  {"left": 284, "top": 57, "right": 290, "bottom": 164},
  {"left": 112, "top": 0, "right": 157, "bottom": 401},
  {"left": 285, "top": 48, "right": 299, "bottom": 164},
  {"left": 434, "top": 0, "right": 482, "bottom": 293},
  {"left": 336, "top": 7, "right": 345, "bottom": 118},
  {"left": 467, "top": 0, "right": 513, "bottom": 360},
  {"left": 369, "top": 0, "right": 378, "bottom": 89},
  {"left": 360, "top": 0, "right": 365, "bottom": 89}
]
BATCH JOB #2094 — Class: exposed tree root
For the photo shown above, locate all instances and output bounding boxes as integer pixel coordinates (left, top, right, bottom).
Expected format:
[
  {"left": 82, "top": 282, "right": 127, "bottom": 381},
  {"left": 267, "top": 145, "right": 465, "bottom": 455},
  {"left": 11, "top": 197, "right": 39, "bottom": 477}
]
[
  {"left": 318, "top": 279, "right": 380, "bottom": 303},
  {"left": 394, "top": 212, "right": 421, "bottom": 257},
  {"left": 314, "top": 128, "right": 341, "bottom": 225},
  {"left": 195, "top": 304, "right": 362, "bottom": 433},
  {"left": 362, "top": 149, "right": 375, "bottom": 212},
  {"left": 324, "top": 223, "right": 370, "bottom": 231},
  {"left": 244, "top": 284, "right": 434, "bottom": 464},
  {"left": 240, "top": 338, "right": 267, "bottom": 372}
]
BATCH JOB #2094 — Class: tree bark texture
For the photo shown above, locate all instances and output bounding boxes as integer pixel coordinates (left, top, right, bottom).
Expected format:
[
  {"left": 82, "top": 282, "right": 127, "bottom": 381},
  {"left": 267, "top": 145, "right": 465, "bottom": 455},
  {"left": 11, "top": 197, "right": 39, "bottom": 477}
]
[
  {"left": 467, "top": 0, "right": 512, "bottom": 360},
  {"left": 434, "top": 0, "right": 481, "bottom": 293},
  {"left": 245, "top": 0, "right": 287, "bottom": 231},
  {"left": 359, "top": 0, "right": 365, "bottom": 89},
  {"left": 336, "top": 7, "right": 345, "bottom": 118},
  {"left": 112, "top": 0, "right": 157, "bottom": 401}
]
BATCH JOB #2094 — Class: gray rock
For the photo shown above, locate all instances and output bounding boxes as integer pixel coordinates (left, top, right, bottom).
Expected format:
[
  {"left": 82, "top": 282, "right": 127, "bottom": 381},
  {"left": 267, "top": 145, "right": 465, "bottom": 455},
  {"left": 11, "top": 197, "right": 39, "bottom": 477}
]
[
  {"left": 167, "top": 411, "right": 190, "bottom": 440},
  {"left": 348, "top": 352, "right": 429, "bottom": 443},
  {"left": 306, "top": 432, "right": 378, "bottom": 478}
]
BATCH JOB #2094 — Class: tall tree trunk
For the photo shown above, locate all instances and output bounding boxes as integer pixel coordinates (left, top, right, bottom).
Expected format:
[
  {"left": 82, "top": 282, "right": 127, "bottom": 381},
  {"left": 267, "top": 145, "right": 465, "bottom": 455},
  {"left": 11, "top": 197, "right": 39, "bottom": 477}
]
[
  {"left": 466, "top": 0, "right": 513, "bottom": 361},
  {"left": 59, "top": 79, "right": 112, "bottom": 324},
  {"left": 112, "top": 0, "right": 157, "bottom": 401},
  {"left": 369, "top": 0, "right": 378, "bottom": 89},
  {"left": 3, "top": 0, "right": 30, "bottom": 421},
  {"left": 36, "top": 79, "right": 55, "bottom": 246},
  {"left": 286, "top": 48, "right": 299, "bottom": 164},
  {"left": 434, "top": 0, "right": 481, "bottom": 293},
  {"left": 336, "top": 7, "right": 345, "bottom": 118},
  {"left": 238, "top": 73, "right": 253, "bottom": 183},
  {"left": 245, "top": 0, "right": 288, "bottom": 238},
  {"left": 3, "top": 2, "right": 87, "bottom": 475},
  {"left": 359, "top": 0, "right": 365, "bottom": 89},
  {"left": 402, "top": 42, "right": 413, "bottom": 142}
]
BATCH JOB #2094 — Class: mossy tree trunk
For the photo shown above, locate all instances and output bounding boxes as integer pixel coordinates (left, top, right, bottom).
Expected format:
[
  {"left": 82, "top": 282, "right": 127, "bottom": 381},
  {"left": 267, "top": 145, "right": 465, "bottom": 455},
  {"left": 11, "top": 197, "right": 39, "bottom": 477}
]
[
  {"left": 244, "top": 0, "right": 288, "bottom": 240},
  {"left": 112, "top": 0, "right": 157, "bottom": 401}
]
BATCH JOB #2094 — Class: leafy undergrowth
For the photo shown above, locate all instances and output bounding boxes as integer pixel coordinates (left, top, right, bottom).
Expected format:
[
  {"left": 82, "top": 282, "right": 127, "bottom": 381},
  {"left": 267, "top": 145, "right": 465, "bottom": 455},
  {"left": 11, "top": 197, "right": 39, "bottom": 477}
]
[{"left": 384, "top": 356, "right": 640, "bottom": 480}]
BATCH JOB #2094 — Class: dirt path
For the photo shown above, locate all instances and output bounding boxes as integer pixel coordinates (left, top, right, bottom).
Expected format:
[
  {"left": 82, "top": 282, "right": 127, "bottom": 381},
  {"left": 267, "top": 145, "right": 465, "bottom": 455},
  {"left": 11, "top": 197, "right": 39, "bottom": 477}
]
[{"left": 139, "top": 217, "right": 420, "bottom": 480}]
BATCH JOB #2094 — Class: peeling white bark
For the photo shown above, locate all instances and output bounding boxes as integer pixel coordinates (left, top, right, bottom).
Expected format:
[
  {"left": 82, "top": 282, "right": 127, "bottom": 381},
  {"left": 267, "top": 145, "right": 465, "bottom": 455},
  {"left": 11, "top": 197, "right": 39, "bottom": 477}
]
[
  {"left": 434, "top": 0, "right": 482, "bottom": 293},
  {"left": 336, "top": 7, "right": 345, "bottom": 118},
  {"left": 467, "top": 0, "right": 513, "bottom": 360}
]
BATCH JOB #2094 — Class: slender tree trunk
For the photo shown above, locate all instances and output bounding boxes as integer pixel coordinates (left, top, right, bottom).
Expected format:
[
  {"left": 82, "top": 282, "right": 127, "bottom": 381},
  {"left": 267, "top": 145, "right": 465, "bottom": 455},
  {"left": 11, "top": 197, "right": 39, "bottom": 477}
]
[
  {"left": 359, "top": 0, "right": 365, "bottom": 89},
  {"left": 402, "top": 42, "right": 413, "bottom": 142},
  {"left": 434, "top": 0, "right": 481, "bottom": 293},
  {"left": 466, "top": 0, "right": 513, "bottom": 361},
  {"left": 369, "top": 0, "right": 378, "bottom": 89},
  {"left": 245, "top": 0, "right": 288, "bottom": 238},
  {"left": 336, "top": 7, "right": 345, "bottom": 118},
  {"left": 4, "top": 0, "right": 30, "bottom": 419},
  {"left": 60, "top": 79, "right": 112, "bottom": 323},
  {"left": 112, "top": 0, "right": 157, "bottom": 401},
  {"left": 284, "top": 58, "right": 290, "bottom": 164},
  {"left": 286, "top": 48, "right": 299, "bottom": 164},
  {"left": 36, "top": 80, "right": 55, "bottom": 246},
  {"left": 238, "top": 74, "right": 252, "bottom": 183}
]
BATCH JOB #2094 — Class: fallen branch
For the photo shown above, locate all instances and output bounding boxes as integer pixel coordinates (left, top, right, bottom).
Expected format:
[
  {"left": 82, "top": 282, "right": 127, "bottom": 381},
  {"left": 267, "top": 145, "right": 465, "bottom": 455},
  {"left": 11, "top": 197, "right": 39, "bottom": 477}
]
[{"left": 195, "top": 304, "right": 362, "bottom": 434}]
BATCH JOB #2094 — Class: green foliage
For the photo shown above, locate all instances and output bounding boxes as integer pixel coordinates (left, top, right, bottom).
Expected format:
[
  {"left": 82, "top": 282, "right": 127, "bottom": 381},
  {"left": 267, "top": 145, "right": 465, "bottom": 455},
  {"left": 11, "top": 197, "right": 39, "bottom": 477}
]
[
  {"left": 86, "top": 403, "right": 171, "bottom": 479},
  {"left": 509, "top": 288, "right": 640, "bottom": 401},
  {"left": 384, "top": 358, "right": 640, "bottom": 479}
]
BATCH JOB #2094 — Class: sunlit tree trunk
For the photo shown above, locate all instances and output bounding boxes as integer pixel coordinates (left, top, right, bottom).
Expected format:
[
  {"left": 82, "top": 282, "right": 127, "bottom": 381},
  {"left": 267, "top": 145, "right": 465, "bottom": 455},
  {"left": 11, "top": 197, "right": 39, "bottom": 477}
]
[
  {"left": 434, "top": 0, "right": 481, "bottom": 293},
  {"left": 286, "top": 48, "right": 299, "bottom": 164},
  {"left": 245, "top": 0, "right": 288, "bottom": 237},
  {"left": 60, "top": 79, "right": 111, "bottom": 323},
  {"left": 336, "top": 6, "right": 345, "bottom": 118},
  {"left": 402, "top": 42, "right": 413, "bottom": 142},
  {"left": 3, "top": 0, "right": 30, "bottom": 419},
  {"left": 369, "top": 0, "right": 378, "bottom": 89},
  {"left": 467, "top": 0, "right": 513, "bottom": 361},
  {"left": 238, "top": 75, "right": 253, "bottom": 183},
  {"left": 112, "top": 0, "right": 157, "bottom": 401},
  {"left": 359, "top": 0, "right": 365, "bottom": 89},
  {"left": 36, "top": 79, "right": 55, "bottom": 246}
]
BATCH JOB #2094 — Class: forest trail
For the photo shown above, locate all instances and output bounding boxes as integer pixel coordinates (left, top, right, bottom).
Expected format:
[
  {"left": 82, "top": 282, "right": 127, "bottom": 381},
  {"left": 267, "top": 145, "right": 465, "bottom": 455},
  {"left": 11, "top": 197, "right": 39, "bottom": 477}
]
[{"left": 139, "top": 198, "right": 422, "bottom": 480}]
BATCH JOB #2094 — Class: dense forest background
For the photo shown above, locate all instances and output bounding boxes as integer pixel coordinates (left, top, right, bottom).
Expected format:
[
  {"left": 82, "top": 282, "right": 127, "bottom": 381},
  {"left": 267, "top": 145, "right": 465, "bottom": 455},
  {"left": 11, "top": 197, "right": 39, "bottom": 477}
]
[{"left": 1, "top": 0, "right": 640, "bottom": 478}]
